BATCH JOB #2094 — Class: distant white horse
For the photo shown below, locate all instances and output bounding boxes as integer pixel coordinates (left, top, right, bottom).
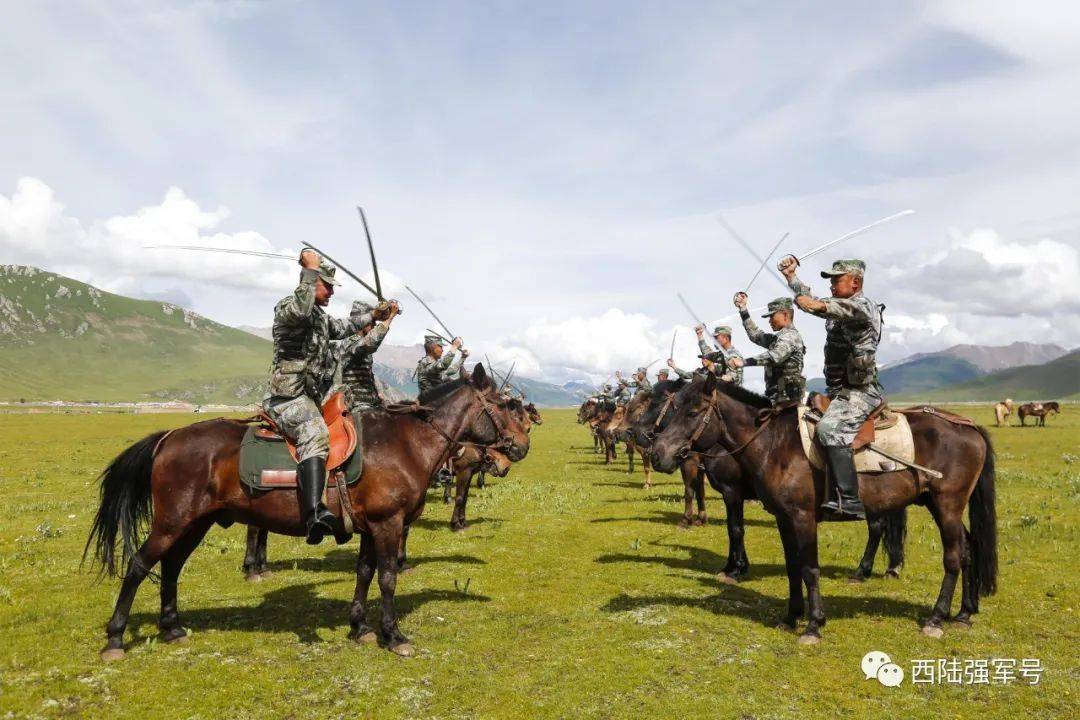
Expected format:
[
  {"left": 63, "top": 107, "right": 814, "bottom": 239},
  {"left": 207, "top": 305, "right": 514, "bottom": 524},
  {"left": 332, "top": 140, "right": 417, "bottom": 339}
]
[{"left": 994, "top": 398, "right": 1014, "bottom": 427}]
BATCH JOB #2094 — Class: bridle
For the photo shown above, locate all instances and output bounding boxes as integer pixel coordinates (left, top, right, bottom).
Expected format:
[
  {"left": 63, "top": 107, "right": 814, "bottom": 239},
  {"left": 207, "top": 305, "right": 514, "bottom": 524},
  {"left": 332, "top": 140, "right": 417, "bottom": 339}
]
[{"left": 682, "top": 389, "right": 777, "bottom": 459}]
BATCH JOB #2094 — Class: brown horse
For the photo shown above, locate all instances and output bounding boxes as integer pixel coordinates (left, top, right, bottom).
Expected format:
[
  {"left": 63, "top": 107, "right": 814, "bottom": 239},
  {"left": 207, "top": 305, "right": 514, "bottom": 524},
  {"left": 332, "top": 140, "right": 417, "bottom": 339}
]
[
  {"left": 633, "top": 377, "right": 906, "bottom": 582},
  {"left": 242, "top": 399, "right": 542, "bottom": 579},
  {"left": 1018, "top": 401, "right": 1060, "bottom": 427},
  {"left": 609, "top": 390, "right": 654, "bottom": 487},
  {"left": 85, "top": 366, "right": 528, "bottom": 660},
  {"left": 577, "top": 398, "right": 605, "bottom": 454},
  {"left": 650, "top": 374, "right": 997, "bottom": 643}
]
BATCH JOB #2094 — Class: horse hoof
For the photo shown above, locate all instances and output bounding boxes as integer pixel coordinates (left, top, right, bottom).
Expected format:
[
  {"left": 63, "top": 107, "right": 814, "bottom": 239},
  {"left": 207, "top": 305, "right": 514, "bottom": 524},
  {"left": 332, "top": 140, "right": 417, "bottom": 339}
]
[
  {"left": 921, "top": 625, "right": 944, "bottom": 639},
  {"left": 100, "top": 647, "right": 125, "bottom": 663},
  {"left": 259, "top": 570, "right": 273, "bottom": 579},
  {"left": 389, "top": 642, "right": 415, "bottom": 657},
  {"left": 797, "top": 633, "right": 821, "bottom": 646},
  {"left": 716, "top": 573, "right": 740, "bottom": 586},
  {"left": 948, "top": 617, "right": 973, "bottom": 629},
  {"left": 885, "top": 569, "right": 901, "bottom": 580},
  {"left": 355, "top": 631, "right": 379, "bottom": 645},
  {"left": 245, "top": 573, "right": 263, "bottom": 584}
]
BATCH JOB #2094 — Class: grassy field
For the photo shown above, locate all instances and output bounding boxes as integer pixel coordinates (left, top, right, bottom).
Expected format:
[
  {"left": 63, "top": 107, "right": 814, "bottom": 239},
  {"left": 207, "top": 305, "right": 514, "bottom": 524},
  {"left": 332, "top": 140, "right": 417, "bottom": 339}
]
[{"left": 0, "top": 406, "right": 1076, "bottom": 719}]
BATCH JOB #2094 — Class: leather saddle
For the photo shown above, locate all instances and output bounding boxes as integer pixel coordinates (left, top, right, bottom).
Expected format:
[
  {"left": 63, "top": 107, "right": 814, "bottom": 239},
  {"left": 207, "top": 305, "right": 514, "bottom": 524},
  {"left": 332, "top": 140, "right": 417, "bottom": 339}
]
[
  {"left": 256, "top": 392, "right": 358, "bottom": 472},
  {"left": 806, "top": 392, "right": 898, "bottom": 450}
]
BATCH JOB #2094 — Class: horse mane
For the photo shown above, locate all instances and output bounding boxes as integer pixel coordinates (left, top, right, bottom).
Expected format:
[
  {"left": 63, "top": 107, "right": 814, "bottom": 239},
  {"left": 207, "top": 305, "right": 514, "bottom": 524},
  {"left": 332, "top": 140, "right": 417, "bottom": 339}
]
[
  {"left": 417, "top": 377, "right": 471, "bottom": 405},
  {"left": 716, "top": 380, "right": 773, "bottom": 409}
]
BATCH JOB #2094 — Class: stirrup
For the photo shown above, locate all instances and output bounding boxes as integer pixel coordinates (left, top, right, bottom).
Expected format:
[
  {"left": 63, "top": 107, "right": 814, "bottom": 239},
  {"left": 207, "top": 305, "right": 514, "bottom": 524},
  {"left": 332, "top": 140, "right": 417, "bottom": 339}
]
[{"left": 820, "top": 498, "right": 865, "bottom": 522}]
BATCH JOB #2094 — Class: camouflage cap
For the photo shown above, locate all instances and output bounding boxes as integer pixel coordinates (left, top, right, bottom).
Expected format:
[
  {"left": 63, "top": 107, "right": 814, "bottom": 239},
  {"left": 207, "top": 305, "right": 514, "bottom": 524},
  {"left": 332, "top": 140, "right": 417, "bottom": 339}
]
[
  {"left": 820, "top": 258, "right": 866, "bottom": 278},
  {"left": 657, "top": 368, "right": 670, "bottom": 377},
  {"left": 423, "top": 334, "right": 445, "bottom": 346},
  {"left": 350, "top": 300, "right": 375, "bottom": 325},
  {"left": 712, "top": 325, "right": 732, "bottom": 336},
  {"left": 698, "top": 350, "right": 723, "bottom": 361},
  {"left": 317, "top": 261, "right": 341, "bottom": 286},
  {"left": 762, "top": 297, "right": 794, "bottom": 318},
  {"left": 635, "top": 367, "right": 648, "bottom": 375}
]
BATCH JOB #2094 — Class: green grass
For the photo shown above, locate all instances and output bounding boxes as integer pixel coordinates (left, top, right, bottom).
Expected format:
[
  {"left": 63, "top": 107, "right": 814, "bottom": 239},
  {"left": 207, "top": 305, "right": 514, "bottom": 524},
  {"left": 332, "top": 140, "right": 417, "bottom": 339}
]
[{"left": 0, "top": 407, "right": 1076, "bottom": 718}]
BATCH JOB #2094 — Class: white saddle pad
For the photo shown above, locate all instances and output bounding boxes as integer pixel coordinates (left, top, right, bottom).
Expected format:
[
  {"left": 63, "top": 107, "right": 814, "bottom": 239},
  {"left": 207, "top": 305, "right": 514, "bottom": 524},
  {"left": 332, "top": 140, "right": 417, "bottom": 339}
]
[{"left": 798, "top": 406, "right": 916, "bottom": 474}]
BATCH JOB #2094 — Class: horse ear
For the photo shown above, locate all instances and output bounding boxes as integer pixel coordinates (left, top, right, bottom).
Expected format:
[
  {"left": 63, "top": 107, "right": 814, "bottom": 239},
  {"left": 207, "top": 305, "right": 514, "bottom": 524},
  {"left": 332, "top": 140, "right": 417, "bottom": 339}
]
[
  {"left": 703, "top": 372, "right": 717, "bottom": 394},
  {"left": 471, "top": 363, "right": 492, "bottom": 390}
]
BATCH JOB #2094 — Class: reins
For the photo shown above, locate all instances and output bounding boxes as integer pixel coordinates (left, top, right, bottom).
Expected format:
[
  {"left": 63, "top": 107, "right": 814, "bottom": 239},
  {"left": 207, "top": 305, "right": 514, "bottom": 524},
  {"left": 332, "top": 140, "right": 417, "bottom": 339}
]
[{"left": 687, "top": 390, "right": 782, "bottom": 459}]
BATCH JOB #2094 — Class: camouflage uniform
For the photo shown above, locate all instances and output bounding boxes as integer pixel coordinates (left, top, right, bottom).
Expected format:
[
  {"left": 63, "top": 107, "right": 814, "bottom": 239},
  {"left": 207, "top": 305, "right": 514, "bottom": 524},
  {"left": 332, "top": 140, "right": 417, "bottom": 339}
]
[
  {"left": 416, "top": 336, "right": 464, "bottom": 397},
  {"left": 670, "top": 364, "right": 696, "bottom": 381},
  {"left": 263, "top": 264, "right": 358, "bottom": 463},
  {"left": 336, "top": 301, "right": 389, "bottom": 411},
  {"left": 789, "top": 260, "right": 883, "bottom": 448},
  {"left": 622, "top": 368, "right": 652, "bottom": 394},
  {"left": 739, "top": 298, "right": 806, "bottom": 403},
  {"left": 613, "top": 381, "right": 631, "bottom": 406},
  {"left": 699, "top": 328, "right": 744, "bottom": 385}
]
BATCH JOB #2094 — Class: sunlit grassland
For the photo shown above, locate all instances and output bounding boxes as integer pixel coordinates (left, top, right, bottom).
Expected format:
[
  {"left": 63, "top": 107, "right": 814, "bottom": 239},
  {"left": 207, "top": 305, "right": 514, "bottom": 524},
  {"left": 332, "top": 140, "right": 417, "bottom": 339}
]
[{"left": 0, "top": 406, "right": 1076, "bottom": 719}]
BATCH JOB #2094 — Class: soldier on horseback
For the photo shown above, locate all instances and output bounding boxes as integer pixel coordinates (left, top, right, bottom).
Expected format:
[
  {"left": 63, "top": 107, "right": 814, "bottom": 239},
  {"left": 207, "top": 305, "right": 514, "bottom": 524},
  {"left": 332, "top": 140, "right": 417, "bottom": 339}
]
[
  {"left": 616, "top": 367, "right": 651, "bottom": 395},
  {"left": 779, "top": 256, "right": 884, "bottom": 521},
  {"left": 416, "top": 334, "right": 468, "bottom": 396},
  {"left": 696, "top": 325, "right": 743, "bottom": 385},
  {"left": 729, "top": 295, "right": 806, "bottom": 404},
  {"left": 335, "top": 299, "right": 401, "bottom": 411},
  {"left": 263, "top": 250, "right": 362, "bottom": 545}
]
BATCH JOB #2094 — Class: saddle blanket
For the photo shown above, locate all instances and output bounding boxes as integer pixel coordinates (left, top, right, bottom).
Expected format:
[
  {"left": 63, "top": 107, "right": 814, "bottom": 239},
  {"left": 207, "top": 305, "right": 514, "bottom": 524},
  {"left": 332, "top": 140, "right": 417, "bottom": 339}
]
[
  {"left": 239, "top": 415, "right": 364, "bottom": 491},
  {"left": 798, "top": 406, "right": 915, "bottom": 474}
]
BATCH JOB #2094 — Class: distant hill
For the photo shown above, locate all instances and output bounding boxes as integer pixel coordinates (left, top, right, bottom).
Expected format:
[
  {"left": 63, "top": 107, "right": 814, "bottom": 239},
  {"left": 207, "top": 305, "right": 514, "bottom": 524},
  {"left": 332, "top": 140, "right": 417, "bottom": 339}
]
[
  {"left": 809, "top": 342, "right": 1071, "bottom": 396},
  {"left": 901, "top": 350, "right": 1080, "bottom": 402},
  {"left": 0, "top": 265, "right": 271, "bottom": 404}
]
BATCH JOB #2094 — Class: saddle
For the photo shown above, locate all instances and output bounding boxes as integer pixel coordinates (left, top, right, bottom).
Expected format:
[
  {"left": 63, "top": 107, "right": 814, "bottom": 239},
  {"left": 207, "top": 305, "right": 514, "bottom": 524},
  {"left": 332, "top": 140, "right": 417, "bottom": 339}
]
[
  {"left": 799, "top": 394, "right": 914, "bottom": 474},
  {"left": 256, "top": 392, "right": 358, "bottom": 472}
]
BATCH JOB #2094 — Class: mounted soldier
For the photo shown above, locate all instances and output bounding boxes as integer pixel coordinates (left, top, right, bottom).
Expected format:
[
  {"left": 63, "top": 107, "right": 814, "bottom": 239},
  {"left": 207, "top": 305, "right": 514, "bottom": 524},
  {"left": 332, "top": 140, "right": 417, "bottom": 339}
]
[
  {"left": 416, "top": 334, "right": 468, "bottom": 397},
  {"left": 729, "top": 294, "right": 806, "bottom": 404},
  {"left": 656, "top": 367, "right": 670, "bottom": 382},
  {"left": 262, "top": 249, "right": 361, "bottom": 545},
  {"left": 613, "top": 378, "right": 632, "bottom": 406},
  {"left": 779, "top": 256, "right": 884, "bottom": 520},
  {"left": 335, "top": 299, "right": 401, "bottom": 411},
  {"left": 616, "top": 367, "right": 651, "bottom": 395},
  {"left": 696, "top": 325, "right": 743, "bottom": 385}
]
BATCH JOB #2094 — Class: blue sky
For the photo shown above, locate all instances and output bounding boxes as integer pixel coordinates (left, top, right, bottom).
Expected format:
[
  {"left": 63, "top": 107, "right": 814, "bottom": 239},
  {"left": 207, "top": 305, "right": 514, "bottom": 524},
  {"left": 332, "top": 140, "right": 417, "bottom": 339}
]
[{"left": 2, "top": 1, "right": 1078, "bottom": 383}]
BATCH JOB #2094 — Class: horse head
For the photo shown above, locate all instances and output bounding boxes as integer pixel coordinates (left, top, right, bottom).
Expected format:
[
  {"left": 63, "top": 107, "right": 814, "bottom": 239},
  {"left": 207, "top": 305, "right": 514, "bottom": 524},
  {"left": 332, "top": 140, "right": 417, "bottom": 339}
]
[{"left": 631, "top": 378, "right": 687, "bottom": 448}]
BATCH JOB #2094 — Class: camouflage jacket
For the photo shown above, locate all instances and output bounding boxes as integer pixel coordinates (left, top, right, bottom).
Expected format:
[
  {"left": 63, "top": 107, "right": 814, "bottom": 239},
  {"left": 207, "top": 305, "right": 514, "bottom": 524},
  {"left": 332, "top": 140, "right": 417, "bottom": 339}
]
[
  {"left": 268, "top": 268, "right": 360, "bottom": 400},
  {"left": 614, "top": 383, "right": 631, "bottom": 405},
  {"left": 670, "top": 365, "right": 696, "bottom": 381},
  {"left": 697, "top": 337, "right": 744, "bottom": 385},
  {"left": 790, "top": 279, "right": 883, "bottom": 393},
  {"left": 416, "top": 350, "right": 463, "bottom": 397},
  {"left": 335, "top": 323, "right": 389, "bottom": 410},
  {"left": 740, "top": 312, "right": 806, "bottom": 402}
]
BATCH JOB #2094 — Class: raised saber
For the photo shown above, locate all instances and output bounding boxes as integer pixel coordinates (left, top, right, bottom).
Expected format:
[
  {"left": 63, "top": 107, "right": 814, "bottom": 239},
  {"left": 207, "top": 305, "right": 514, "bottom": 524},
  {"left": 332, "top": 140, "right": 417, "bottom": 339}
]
[
  {"left": 300, "top": 241, "right": 381, "bottom": 299},
  {"left": 716, "top": 215, "right": 790, "bottom": 292},
  {"left": 405, "top": 285, "right": 456, "bottom": 340},
  {"left": 745, "top": 232, "right": 789, "bottom": 293},
  {"left": 794, "top": 210, "right": 915, "bottom": 264},
  {"left": 426, "top": 328, "right": 452, "bottom": 344},
  {"left": 669, "top": 329, "right": 677, "bottom": 360},
  {"left": 676, "top": 292, "right": 718, "bottom": 350},
  {"left": 143, "top": 245, "right": 296, "bottom": 260},
  {"left": 356, "top": 206, "right": 383, "bottom": 299}
]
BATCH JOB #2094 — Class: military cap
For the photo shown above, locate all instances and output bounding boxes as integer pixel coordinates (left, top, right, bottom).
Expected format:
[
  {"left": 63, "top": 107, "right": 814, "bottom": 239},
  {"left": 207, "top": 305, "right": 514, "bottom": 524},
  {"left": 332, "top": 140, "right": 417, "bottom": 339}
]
[
  {"left": 762, "top": 297, "right": 794, "bottom": 318},
  {"left": 698, "top": 350, "right": 723, "bottom": 361},
  {"left": 423, "top": 334, "right": 445, "bottom": 346},
  {"left": 657, "top": 368, "right": 670, "bottom": 377},
  {"left": 820, "top": 259, "right": 866, "bottom": 278},
  {"left": 712, "top": 325, "right": 732, "bottom": 336},
  {"left": 316, "top": 261, "right": 341, "bottom": 286},
  {"left": 350, "top": 300, "right": 375, "bottom": 325},
  {"left": 635, "top": 367, "right": 648, "bottom": 375}
]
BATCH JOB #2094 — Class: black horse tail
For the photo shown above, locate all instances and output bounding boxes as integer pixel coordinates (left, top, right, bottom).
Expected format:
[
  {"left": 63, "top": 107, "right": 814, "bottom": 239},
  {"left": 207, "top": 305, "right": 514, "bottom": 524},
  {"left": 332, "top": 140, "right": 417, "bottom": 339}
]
[
  {"left": 968, "top": 426, "right": 998, "bottom": 598},
  {"left": 882, "top": 506, "right": 907, "bottom": 569},
  {"left": 83, "top": 431, "right": 167, "bottom": 577}
]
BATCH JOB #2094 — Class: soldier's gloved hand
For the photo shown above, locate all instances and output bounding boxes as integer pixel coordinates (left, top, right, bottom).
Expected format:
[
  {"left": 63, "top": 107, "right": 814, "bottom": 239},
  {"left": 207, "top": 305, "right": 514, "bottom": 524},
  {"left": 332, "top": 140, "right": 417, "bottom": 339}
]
[
  {"left": 387, "top": 299, "right": 400, "bottom": 317},
  {"left": 666, "top": 358, "right": 675, "bottom": 368},
  {"left": 694, "top": 325, "right": 704, "bottom": 338},
  {"left": 777, "top": 254, "right": 798, "bottom": 278},
  {"left": 733, "top": 292, "right": 748, "bottom": 310},
  {"left": 299, "top": 249, "right": 321, "bottom": 269},
  {"left": 728, "top": 356, "right": 745, "bottom": 369},
  {"left": 451, "top": 337, "right": 463, "bottom": 349}
]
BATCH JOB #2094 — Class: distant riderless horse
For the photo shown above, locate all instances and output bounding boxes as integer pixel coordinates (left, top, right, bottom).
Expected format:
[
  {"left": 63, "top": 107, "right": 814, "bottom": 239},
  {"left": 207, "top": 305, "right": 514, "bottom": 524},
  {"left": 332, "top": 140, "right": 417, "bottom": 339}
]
[{"left": 1018, "top": 401, "right": 1059, "bottom": 427}]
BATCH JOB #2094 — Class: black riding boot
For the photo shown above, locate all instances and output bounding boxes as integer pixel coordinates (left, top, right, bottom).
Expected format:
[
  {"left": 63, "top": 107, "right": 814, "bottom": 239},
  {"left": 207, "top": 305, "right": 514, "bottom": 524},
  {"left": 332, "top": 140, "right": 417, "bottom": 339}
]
[
  {"left": 821, "top": 446, "right": 865, "bottom": 521},
  {"left": 298, "top": 457, "right": 336, "bottom": 545}
]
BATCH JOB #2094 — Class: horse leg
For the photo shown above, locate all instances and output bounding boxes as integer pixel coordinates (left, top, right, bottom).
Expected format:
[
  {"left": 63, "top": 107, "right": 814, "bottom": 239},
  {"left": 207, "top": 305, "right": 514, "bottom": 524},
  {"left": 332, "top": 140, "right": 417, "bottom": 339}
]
[
  {"left": 693, "top": 469, "right": 707, "bottom": 526},
  {"left": 349, "top": 532, "right": 378, "bottom": 644},
  {"left": 922, "top": 500, "right": 966, "bottom": 637},
  {"left": 159, "top": 518, "right": 215, "bottom": 643},
  {"left": 641, "top": 449, "right": 652, "bottom": 490},
  {"left": 242, "top": 525, "right": 261, "bottom": 581},
  {"left": 884, "top": 508, "right": 906, "bottom": 578},
  {"left": 678, "top": 460, "right": 696, "bottom": 528},
  {"left": 792, "top": 513, "right": 825, "bottom": 643},
  {"left": 256, "top": 528, "right": 271, "bottom": 578},
  {"left": 626, "top": 442, "right": 635, "bottom": 474},
  {"left": 952, "top": 527, "right": 978, "bottom": 627},
  {"left": 373, "top": 518, "right": 412, "bottom": 655},
  {"left": 397, "top": 524, "right": 412, "bottom": 573},
  {"left": 101, "top": 531, "right": 175, "bottom": 661},
  {"left": 719, "top": 492, "right": 749, "bottom": 582},
  {"left": 776, "top": 518, "right": 803, "bottom": 632},
  {"left": 851, "top": 513, "right": 884, "bottom": 582},
  {"left": 450, "top": 468, "right": 474, "bottom": 532}
]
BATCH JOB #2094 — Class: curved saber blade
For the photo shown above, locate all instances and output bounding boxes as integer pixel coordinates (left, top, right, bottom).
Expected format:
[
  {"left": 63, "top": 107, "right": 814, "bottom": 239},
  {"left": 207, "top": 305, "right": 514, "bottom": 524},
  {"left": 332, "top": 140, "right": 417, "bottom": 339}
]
[
  {"left": 356, "top": 206, "right": 383, "bottom": 299},
  {"left": 745, "top": 232, "right": 789, "bottom": 293},
  {"left": 405, "top": 285, "right": 456, "bottom": 340},
  {"left": 716, "top": 216, "right": 790, "bottom": 292},
  {"left": 300, "top": 241, "right": 381, "bottom": 299},
  {"left": 499, "top": 361, "right": 516, "bottom": 393},
  {"left": 143, "top": 245, "right": 296, "bottom": 260},
  {"left": 669, "top": 329, "right": 677, "bottom": 359},
  {"left": 796, "top": 210, "right": 915, "bottom": 262},
  {"left": 677, "top": 292, "right": 718, "bottom": 350},
  {"left": 426, "top": 328, "right": 452, "bottom": 344}
]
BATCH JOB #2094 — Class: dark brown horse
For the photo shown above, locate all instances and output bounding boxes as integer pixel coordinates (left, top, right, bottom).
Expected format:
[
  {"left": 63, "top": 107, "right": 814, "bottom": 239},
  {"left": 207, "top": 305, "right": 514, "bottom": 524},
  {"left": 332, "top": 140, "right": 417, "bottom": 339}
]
[
  {"left": 650, "top": 374, "right": 997, "bottom": 643},
  {"left": 577, "top": 398, "right": 605, "bottom": 454},
  {"left": 85, "top": 366, "right": 528, "bottom": 660},
  {"left": 1018, "top": 401, "right": 1060, "bottom": 427},
  {"left": 632, "top": 377, "right": 905, "bottom": 582},
  {"left": 611, "top": 390, "right": 654, "bottom": 488}
]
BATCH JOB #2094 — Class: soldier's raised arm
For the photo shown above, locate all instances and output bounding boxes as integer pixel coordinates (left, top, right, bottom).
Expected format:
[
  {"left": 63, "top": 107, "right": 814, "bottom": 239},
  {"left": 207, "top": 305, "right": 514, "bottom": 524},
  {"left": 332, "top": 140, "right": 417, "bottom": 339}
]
[
  {"left": 735, "top": 293, "right": 775, "bottom": 349},
  {"left": 276, "top": 251, "right": 324, "bottom": 324}
]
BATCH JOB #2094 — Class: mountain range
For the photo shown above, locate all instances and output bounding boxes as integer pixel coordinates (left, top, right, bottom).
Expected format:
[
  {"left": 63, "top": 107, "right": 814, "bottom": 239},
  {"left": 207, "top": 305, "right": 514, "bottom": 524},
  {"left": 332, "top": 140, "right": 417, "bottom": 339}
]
[{"left": 0, "top": 266, "right": 586, "bottom": 406}]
